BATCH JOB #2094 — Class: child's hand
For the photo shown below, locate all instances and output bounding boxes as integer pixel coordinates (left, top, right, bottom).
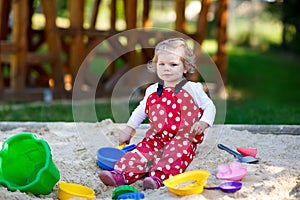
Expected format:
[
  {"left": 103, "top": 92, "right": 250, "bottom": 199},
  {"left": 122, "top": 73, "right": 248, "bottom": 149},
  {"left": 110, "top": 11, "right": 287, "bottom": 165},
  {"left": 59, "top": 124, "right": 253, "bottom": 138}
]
[
  {"left": 119, "top": 126, "right": 135, "bottom": 145},
  {"left": 190, "top": 121, "right": 209, "bottom": 135}
]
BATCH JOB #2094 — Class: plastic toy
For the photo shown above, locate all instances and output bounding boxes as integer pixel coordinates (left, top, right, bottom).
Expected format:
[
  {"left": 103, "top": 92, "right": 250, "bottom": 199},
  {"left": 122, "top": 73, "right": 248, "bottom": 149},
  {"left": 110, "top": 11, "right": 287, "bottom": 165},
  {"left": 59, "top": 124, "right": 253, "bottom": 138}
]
[
  {"left": 97, "top": 159, "right": 114, "bottom": 171},
  {"left": 237, "top": 147, "right": 257, "bottom": 158},
  {"left": 97, "top": 144, "right": 136, "bottom": 170},
  {"left": 204, "top": 181, "right": 242, "bottom": 193},
  {"left": 117, "top": 192, "right": 144, "bottom": 200},
  {"left": 117, "top": 144, "right": 126, "bottom": 149},
  {"left": 218, "top": 144, "right": 258, "bottom": 163},
  {"left": 0, "top": 132, "right": 60, "bottom": 195},
  {"left": 163, "top": 170, "right": 210, "bottom": 196},
  {"left": 112, "top": 185, "right": 138, "bottom": 199},
  {"left": 216, "top": 162, "right": 247, "bottom": 181},
  {"left": 58, "top": 181, "right": 96, "bottom": 200}
]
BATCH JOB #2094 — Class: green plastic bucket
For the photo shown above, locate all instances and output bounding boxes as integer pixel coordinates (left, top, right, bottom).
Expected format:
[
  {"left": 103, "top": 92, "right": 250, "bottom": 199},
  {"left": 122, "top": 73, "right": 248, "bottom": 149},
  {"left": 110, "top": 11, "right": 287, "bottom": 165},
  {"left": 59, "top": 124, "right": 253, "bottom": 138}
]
[{"left": 0, "top": 132, "right": 60, "bottom": 195}]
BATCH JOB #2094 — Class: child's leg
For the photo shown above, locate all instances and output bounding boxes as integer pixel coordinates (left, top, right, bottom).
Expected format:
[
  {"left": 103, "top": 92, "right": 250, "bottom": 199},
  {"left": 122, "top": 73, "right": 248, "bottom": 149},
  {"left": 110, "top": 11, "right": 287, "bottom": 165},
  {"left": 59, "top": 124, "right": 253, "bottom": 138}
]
[
  {"left": 148, "top": 135, "right": 197, "bottom": 181},
  {"left": 114, "top": 137, "right": 164, "bottom": 184}
]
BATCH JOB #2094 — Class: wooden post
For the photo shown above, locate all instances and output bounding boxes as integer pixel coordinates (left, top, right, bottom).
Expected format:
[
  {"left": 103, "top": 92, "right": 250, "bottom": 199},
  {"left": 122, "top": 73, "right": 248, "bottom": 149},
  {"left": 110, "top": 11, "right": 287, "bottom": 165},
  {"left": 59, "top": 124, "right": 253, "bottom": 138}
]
[
  {"left": 124, "top": 0, "right": 137, "bottom": 30},
  {"left": 175, "top": 0, "right": 186, "bottom": 33},
  {"left": 143, "top": 0, "right": 151, "bottom": 28},
  {"left": 0, "top": 66, "right": 3, "bottom": 92},
  {"left": 215, "top": 0, "right": 228, "bottom": 88},
  {"left": 0, "top": 0, "right": 11, "bottom": 40},
  {"left": 41, "top": 0, "right": 64, "bottom": 95},
  {"left": 68, "top": 0, "right": 85, "bottom": 85},
  {"left": 10, "top": 0, "right": 28, "bottom": 91},
  {"left": 196, "top": 0, "right": 212, "bottom": 45},
  {"left": 0, "top": 0, "right": 11, "bottom": 91},
  {"left": 124, "top": 0, "right": 137, "bottom": 68},
  {"left": 110, "top": 0, "right": 116, "bottom": 30},
  {"left": 90, "top": 0, "right": 101, "bottom": 30}
]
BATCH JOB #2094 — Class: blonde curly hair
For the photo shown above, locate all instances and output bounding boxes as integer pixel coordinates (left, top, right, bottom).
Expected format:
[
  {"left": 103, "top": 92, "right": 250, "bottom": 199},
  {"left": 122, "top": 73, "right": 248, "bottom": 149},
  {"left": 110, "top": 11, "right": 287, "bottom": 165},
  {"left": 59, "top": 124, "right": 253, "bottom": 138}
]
[{"left": 147, "top": 38, "right": 196, "bottom": 77}]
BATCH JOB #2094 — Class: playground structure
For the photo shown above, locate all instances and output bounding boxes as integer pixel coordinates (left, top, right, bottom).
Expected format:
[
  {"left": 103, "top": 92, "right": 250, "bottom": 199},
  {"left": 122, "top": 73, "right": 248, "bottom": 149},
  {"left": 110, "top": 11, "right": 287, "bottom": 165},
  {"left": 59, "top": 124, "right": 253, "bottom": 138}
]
[{"left": 0, "top": 0, "right": 228, "bottom": 101}]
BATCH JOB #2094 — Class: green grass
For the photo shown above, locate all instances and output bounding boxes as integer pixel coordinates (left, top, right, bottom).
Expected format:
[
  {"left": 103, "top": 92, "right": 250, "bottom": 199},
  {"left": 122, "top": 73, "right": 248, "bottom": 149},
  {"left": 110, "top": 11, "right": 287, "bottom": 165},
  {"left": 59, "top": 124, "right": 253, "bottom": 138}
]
[
  {"left": 0, "top": 101, "right": 140, "bottom": 123},
  {"left": 225, "top": 45, "right": 300, "bottom": 124},
  {"left": 1, "top": 44, "right": 299, "bottom": 124},
  {"left": 0, "top": 103, "right": 73, "bottom": 122}
]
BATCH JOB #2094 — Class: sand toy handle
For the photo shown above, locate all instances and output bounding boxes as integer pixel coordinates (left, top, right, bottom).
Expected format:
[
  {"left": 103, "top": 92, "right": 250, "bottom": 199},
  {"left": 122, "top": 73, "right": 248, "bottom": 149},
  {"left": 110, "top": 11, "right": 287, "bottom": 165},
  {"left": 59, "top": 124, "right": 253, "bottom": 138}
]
[{"left": 217, "top": 144, "right": 241, "bottom": 158}]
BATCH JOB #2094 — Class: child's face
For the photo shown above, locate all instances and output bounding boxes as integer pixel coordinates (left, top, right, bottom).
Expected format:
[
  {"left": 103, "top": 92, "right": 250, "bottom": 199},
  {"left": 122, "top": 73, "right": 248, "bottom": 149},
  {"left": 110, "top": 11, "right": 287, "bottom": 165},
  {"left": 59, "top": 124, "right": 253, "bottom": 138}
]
[{"left": 156, "top": 52, "right": 187, "bottom": 87}]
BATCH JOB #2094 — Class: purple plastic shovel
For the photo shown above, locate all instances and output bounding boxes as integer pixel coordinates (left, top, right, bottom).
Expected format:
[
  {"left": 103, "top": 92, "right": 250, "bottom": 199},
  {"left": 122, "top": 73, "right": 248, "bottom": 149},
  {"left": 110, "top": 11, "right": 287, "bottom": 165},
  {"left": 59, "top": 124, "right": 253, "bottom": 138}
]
[{"left": 204, "top": 181, "right": 242, "bottom": 193}]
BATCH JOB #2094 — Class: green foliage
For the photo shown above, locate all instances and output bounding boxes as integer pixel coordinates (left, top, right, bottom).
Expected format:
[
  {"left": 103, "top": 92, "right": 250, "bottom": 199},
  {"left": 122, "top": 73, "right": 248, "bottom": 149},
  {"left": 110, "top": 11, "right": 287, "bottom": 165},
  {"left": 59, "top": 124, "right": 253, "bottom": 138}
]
[
  {"left": 267, "top": 0, "right": 300, "bottom": 54},
  {"left": 55, "top": 0, "right": 68, "bottom": 18}
]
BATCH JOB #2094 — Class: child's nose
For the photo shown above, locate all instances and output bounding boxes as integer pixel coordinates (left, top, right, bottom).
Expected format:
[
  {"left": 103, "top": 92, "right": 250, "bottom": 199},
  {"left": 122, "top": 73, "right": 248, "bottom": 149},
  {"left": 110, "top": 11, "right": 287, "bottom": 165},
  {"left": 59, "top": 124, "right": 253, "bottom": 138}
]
[{"left": 165, "top": 64, "right": 172, "bottom": 70}]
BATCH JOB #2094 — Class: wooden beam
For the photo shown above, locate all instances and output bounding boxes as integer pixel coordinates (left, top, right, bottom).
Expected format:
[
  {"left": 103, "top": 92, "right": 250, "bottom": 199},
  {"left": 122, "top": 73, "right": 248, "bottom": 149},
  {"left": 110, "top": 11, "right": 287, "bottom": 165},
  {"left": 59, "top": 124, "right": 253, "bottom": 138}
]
[
  {"left": 26, "top": 53, "right": 54, "bottom": 65},
  {"left": 1, "top": 88, "right": 68, "bottom": 102},
  {"left": 10, "top": 0, "right": 28, "bottom": 91},
  {"left": 0, "top": 41, "right": 17, "bottom": 52}
]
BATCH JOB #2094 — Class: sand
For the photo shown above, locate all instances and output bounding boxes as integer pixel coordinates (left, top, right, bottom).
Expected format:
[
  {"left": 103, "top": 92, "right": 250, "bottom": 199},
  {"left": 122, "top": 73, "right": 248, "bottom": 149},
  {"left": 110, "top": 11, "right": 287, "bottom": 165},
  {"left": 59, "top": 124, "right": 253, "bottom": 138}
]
[{"left": 0, "top": 120, "right": 299, "bottom": 200}]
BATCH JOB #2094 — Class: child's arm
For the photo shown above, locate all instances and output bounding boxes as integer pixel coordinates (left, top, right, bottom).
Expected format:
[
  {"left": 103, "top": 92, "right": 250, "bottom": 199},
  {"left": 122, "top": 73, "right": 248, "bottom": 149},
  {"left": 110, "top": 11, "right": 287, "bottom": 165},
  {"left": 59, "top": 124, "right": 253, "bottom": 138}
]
[
  {"left": 119, "top": 83, "right": 157, "bottom": 145},
  {"left": 119, "top": 126, "right": 136, "bottom": 145},
  {"left": 191, "top": 82, "right": 216, "bottom": 127},
  {"left": 186, "top": 82, "right": 216, "bottom": 135}
]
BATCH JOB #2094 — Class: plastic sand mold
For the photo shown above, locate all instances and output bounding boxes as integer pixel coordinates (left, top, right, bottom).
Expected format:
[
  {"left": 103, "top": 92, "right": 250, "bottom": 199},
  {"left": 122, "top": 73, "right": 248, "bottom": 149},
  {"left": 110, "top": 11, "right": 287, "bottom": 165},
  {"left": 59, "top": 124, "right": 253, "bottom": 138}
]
[
  {"left": 217, "top": 162, "right": 247, "bottom": 181},
  {"left": 0, "top": 132, "right": 60, "bottom": 195},
  {"left": 163, "top": 170, "right": 210, "bottom": 196},
  {"left": 117, "top": 192, "right": 144, "bottom": 200},
  {"left": 97, "top": 144, "right": 136, "bottom": 170},
  {"left": 58, "top": 181, "right": 96, "bottom": 200},
  {"left": 112, "top": 185, "right": 138, "bottom": 199}
]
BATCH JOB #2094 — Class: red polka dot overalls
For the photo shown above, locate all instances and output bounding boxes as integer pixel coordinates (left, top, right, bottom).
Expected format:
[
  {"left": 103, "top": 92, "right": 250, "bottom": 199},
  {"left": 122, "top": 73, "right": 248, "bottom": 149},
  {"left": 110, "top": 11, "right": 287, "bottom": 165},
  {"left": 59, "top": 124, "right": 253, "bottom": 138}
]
[{"left": 115, "top": 83, "right": 204, "bottom": 184}]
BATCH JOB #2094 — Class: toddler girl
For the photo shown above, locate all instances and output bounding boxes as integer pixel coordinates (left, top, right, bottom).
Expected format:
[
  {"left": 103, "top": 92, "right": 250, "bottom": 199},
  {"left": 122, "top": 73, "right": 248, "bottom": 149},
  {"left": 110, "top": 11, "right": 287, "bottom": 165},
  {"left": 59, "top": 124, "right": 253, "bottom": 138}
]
[{"left": 99, "top": 37, "right": 216, "bottom": 190}]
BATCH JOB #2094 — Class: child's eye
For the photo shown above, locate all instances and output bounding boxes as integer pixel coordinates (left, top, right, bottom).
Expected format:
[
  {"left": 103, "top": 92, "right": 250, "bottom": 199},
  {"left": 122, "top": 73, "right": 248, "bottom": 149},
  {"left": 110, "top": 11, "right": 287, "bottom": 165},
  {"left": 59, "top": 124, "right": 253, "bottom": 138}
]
[
  {"left": 158, "top": 63, "right": 164, "bottom": 66},
  {"left": 171, "top": 63, "right": 178, "bottom": 67}
]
